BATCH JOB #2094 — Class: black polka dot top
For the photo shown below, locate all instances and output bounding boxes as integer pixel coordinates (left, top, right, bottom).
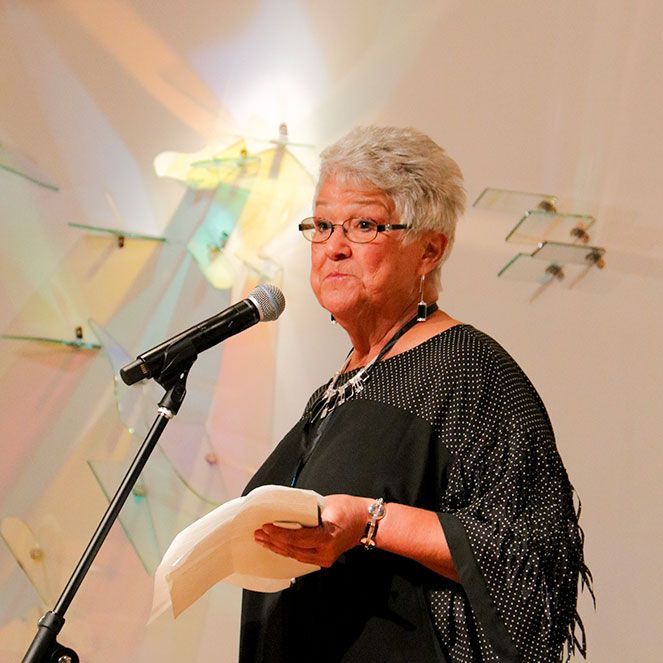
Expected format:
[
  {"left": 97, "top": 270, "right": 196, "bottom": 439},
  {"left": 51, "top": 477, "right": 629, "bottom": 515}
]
[
  {"left": 240, "top": 324, "right": 593, "bottom": 663},
  {"left": 322, "top": 324, "right": 591, "bottom": 661}
]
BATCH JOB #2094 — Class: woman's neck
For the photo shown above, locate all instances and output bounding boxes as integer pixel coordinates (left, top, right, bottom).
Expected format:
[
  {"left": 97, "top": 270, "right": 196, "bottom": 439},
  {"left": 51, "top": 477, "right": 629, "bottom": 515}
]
[
  {"left": 343, "top": 306, "right": 417, "bottom": 369},
  {"left": 338, "top": 306, "right": 460, "bottom": 372}
]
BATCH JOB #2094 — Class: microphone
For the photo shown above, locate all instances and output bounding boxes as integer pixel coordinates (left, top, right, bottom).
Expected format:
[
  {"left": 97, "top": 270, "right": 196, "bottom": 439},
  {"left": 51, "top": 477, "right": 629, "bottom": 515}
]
[{"left": 119, "top": 283, "right": 285, "bottom": 386}]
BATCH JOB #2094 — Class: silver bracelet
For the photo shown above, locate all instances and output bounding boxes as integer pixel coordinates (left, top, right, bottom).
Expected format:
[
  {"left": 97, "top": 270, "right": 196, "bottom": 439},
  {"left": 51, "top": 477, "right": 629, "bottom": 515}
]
[{"left": 360, "top": 498, "right": 387, "bottom": 550}]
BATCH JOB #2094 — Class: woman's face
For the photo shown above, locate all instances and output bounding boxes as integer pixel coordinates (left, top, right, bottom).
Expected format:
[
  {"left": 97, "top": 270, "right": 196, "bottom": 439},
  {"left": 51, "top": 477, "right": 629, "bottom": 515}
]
[{"left": 310, "top": 176, "right": 429, "bottom": 322}]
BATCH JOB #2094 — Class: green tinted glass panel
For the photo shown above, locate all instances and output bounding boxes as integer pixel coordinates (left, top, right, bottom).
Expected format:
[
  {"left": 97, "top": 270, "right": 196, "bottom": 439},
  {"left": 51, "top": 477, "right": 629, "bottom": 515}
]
[
  {"left": 90, "top": 319, "right": 229, "bottom": 504},
  {"left": 531, "top": 241, "right": 605, "bottom": 266},
  {"left": 0, "top": 144, "right": 59, "bottom": 191},
  {"left": 187, "top": 182, "right": 251, "bottom": 288},
  {"left": 88, "top": 450, "right": 214, "bottom": 575},
  {"left": 498, "top": 253, "right": 563, "bottom": 284},
  {"left": 506, "top": 210, "right": 595, "bottom": 244},
  {"left": 473, "top": 188, "right": 556, "bottom": 214},
  {"left": 0, "top": 334, "right": 100, "bottom": 350},
  {"left": 68, "top": 223, "right": 166, "bottom": 243}
]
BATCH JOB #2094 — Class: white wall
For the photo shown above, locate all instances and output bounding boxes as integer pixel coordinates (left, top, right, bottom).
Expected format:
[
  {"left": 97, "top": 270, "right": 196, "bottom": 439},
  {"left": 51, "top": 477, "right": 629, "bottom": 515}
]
[{"left": 1, "top": 1, "right": 661, "bottom": 660}]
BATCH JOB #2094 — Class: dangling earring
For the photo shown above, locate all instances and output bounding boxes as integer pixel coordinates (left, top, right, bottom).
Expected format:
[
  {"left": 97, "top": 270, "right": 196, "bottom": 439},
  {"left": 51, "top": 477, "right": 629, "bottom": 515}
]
[
  {"left": 417, "top": 274, "right": 427, "bottom": 322},
  {"left": 330, "top": 313, "right": 337, "bottom": 324}
]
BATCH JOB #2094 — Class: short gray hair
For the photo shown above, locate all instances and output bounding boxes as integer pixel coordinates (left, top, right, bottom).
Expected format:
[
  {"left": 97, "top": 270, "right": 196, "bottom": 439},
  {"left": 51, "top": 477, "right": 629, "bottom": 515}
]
[{"left": 316, "top": 126, "right": 465, "bottom": 276}]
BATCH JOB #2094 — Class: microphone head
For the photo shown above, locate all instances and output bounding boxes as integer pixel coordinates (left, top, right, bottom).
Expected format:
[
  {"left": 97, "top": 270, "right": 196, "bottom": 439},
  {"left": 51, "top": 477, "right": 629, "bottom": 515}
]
[{"left": 248, "top": 283, "right": 286, "bottom": 321}]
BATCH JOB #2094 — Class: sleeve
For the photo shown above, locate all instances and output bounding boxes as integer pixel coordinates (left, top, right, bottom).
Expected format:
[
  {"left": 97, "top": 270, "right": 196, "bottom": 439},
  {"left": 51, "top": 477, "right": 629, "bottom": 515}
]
[{"left": 438, "top": 421, "right": 593, "bottom": 663}]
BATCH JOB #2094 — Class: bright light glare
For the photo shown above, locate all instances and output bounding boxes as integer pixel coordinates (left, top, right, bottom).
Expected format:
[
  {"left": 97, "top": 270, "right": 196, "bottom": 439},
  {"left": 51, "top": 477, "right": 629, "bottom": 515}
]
[{"left": 230, "top": 73, "right": 312, "bottom": 139}]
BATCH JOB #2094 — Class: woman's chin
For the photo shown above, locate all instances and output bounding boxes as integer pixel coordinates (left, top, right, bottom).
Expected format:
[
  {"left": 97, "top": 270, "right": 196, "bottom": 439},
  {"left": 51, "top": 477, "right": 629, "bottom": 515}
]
[
  {"left": 316, "top": 285, "right": 359, "bottom": 316},
  {"left": 323, "top": 299, "right": 358, "bottom": 322}
]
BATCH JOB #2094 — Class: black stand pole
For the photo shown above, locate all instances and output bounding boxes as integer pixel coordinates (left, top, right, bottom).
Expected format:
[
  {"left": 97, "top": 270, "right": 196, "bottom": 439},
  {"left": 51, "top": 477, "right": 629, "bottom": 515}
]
[{"left": 22, "top": 342, "right": 197, "bottom": 662}]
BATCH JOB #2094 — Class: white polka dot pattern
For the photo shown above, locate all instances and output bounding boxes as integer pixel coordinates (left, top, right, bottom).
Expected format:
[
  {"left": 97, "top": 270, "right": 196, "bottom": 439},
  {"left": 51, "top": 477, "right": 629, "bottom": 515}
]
[{"left": 319, "top": 324, "right": 592, "bottom": 662}]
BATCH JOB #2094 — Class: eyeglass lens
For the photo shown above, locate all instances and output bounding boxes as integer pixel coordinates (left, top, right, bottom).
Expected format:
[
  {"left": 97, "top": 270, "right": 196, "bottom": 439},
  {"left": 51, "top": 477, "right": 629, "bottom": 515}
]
[{"left": 300, "top": 218, "right": 379, "bottom": 243}]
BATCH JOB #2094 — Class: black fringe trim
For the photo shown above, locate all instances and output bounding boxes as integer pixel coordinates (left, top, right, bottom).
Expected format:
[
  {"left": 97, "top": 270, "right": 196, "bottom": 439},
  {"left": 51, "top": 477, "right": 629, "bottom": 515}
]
[{"left": 561, "top": 493, "right": 595, "bottom": 662}]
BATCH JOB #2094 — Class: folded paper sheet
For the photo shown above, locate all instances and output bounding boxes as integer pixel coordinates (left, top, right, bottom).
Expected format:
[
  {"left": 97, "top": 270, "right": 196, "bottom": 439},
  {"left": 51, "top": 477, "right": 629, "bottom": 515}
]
[{"left": 152, "top": 485, "right": 325, "bottom": 619}]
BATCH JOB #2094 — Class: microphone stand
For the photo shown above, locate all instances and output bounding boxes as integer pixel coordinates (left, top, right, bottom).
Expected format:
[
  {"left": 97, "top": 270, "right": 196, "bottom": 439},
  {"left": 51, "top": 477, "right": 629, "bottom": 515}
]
[{"left": 22, "top": 340, "right": 198, "bottom": 662}]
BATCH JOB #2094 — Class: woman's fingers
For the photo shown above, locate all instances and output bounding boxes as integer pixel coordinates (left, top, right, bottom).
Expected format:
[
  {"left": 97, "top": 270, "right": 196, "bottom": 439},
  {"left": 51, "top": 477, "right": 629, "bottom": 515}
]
[
  {"left": 255, "top": 524, "right": 325, "bottom": 552},
  {"left": 255, "top": 531, "right": 327, "bottom": 565},
  {"left": 261, "top": 522, "right": 327, "bottom": 545},
  {"left": 253, "top": 494, "right": 372, "bottom": 567},
  {"left": 254, "top": 525, "right": 338, "bottom": 567}
]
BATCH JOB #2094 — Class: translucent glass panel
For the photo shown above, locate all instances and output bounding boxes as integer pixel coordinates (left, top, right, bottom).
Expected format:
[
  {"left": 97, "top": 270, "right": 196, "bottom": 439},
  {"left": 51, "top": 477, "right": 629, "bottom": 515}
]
[
  {"left": 473, "top": 188, "right": 556, "bottom": 215},
  {"left": 0, "top": 517, "right": 57, "bottom": 606},
  {"left": 505, "top": 210, "right": 596, "bottom": 245},
  {"left": 499, "top": 242, "right": 605, "bottom": 282},
  {"left": 90, "top": 319, "right": 230, "bottom": 505},
  {"left": 532, "top": 241, "right": 605, "bottom": 266},
  {"left": 0, "top": 143, "right": 59, "bottom": 191},
  {"left": 68, "top": 223, "right": 166, "bottom": 247},
  {"left": 188, "top": 154, "right": 261, "bottom": 186},
  {"left": 498, "top": 253, "right": 564, "bottom": 284},
  {"left": 0, "top": 333, "right": 100, "bottom": 350},
  {"left": 154, "top": 140, "right": 259, "bottom": 190},
  {"left": 88, "top": 449, "right": 215, "bottom": 575},
  {"left": 187, "top": 183, "right": 251, "bottom": 289}
]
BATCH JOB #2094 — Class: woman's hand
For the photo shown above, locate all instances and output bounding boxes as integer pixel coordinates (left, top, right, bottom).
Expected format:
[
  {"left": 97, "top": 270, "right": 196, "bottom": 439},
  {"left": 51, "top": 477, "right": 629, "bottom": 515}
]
[
  {"left": 254, "top": 494, "right": 371, "bottom": 568},
  {"left": 255, "top": 495, "right": 459, "bottom": 581}
]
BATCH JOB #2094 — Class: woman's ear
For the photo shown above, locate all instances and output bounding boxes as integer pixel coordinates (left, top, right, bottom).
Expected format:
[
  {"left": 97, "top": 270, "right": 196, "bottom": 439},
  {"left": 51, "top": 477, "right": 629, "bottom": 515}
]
[{"left": 420, "top": 232, "right": 447, "bottom": 272}]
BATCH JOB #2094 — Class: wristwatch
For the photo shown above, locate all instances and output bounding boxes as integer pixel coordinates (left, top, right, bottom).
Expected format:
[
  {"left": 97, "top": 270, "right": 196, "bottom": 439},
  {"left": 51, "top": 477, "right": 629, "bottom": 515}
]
[{"left": 360, "top": 498, "right": 387, "bottom": 550}]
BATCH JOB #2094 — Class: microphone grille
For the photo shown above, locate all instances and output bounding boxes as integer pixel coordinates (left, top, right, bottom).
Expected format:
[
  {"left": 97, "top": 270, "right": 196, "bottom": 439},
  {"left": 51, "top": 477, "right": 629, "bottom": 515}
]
[{"left": 248, "top": 284, "right": 286, "bottom": 322}]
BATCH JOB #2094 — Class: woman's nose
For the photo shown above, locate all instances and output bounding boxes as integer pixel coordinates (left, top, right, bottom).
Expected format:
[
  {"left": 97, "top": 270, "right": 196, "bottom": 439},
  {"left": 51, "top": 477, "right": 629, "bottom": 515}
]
[{"left": 323, "top": 225, "right": 352, "bottom": 258}]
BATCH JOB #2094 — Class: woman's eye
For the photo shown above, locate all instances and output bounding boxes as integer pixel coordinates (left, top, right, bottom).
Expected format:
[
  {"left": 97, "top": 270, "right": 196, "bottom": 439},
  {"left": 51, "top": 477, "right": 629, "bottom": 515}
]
[
  {"left": 315, "top": 220, "right": 332, "bottom": 232},
  {"left": 355, "top": 219, "right": 375, "bottom": 232}
]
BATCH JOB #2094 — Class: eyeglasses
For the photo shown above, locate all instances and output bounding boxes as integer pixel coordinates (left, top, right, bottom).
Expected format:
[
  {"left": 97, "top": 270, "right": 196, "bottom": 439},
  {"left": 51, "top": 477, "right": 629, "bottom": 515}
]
[{"left": 298, "top": 217, "right": 411, "bottom": 244}]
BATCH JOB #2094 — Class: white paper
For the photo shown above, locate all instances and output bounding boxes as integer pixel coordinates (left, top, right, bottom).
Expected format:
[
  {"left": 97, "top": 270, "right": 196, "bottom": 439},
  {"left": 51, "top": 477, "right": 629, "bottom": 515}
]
[{"left": 151, "top": 484, "right": 325, "bottom": 620}]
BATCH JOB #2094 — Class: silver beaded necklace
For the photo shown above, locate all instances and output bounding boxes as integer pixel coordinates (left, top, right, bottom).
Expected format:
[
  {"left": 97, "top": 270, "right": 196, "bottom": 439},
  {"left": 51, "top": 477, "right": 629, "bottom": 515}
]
[{"left": 310, "top": 303, "right": 438, "bottom": 422}]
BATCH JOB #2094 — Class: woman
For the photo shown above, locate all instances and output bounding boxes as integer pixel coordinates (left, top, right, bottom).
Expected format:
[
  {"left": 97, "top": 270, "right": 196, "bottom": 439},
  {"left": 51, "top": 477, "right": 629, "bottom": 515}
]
[{"left": 240, "top": 126, "right": 591, "bottom": 662}]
